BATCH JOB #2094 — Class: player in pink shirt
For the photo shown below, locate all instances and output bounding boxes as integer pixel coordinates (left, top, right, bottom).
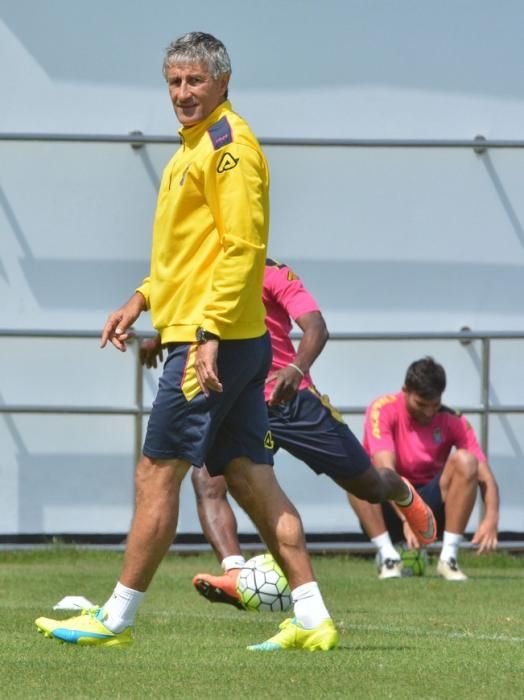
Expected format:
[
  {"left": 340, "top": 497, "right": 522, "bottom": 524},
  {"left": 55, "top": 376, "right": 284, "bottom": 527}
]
[
  {"left": 173, "top": 260, "right": 437, "bottom": 610},
  {"left": 350, "top": 357, "right": 500, "bottom": 581}
]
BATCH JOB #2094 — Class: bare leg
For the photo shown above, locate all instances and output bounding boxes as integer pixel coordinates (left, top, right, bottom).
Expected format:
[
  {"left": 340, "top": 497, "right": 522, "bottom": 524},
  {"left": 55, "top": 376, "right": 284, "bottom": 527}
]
[
  {"left": 440, "top": 449, "right": 478, "bottom": 533},
  {"left": 120, "top": 455, "right": 190, "bottom": 591},
  {"left": 334, "top": 464, "right": 408, "bottom": 503},
  {"left": 224, "top": 458, "right": 314, "bottom": 590},
  {"left": 191, "top": 465, "right": 242, "bottom": 563}
]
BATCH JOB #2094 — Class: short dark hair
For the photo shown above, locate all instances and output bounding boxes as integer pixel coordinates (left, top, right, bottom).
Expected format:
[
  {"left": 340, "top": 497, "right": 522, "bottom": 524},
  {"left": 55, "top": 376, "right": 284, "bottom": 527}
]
[{"left": 404, "top": 356, "right": 446, "bottom": 399}]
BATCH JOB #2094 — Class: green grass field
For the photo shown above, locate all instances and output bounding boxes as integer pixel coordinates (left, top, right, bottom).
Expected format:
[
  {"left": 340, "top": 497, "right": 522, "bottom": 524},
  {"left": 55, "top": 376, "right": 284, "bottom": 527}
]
[{"left": 1, "top": 548, "right": 523, "bottom": 699}]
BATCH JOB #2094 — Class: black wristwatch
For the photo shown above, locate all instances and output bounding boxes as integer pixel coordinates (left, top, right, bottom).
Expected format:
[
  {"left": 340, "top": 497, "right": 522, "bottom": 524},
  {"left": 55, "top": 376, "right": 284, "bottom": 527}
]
[{"left": 196, "top": 327, "right": 220, "bottom": 344}]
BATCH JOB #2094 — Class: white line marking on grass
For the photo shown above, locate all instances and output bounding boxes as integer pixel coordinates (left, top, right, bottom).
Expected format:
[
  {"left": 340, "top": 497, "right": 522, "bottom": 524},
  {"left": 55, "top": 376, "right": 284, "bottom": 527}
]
[
  {"left": 147, "top": 610, "right": 524, "bottom": 644},
  {"left": 350, "top": 623, "right": 524, "bottom": 644},
  {"left": 147, "top": 606, "right": 524, "bottom": 644}
]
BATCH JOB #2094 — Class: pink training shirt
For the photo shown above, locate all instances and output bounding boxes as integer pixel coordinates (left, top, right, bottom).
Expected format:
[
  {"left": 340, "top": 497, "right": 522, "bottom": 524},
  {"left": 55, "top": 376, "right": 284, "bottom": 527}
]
[
  {"left": 263, "top": 260, "right": 319, "bottom": 401},
  {"left": 363, "top": 391, "right": 486, "bottom": 485}
]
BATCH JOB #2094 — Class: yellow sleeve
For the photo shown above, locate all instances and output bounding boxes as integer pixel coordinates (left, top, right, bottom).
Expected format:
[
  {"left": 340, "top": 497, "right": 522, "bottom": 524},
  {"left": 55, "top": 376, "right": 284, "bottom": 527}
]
[
  {"left": 136, "top": 276, "right": 151, "bottom": 310},
  {"left": 200, "top": 143, "right": 269, "bottom": 336}
]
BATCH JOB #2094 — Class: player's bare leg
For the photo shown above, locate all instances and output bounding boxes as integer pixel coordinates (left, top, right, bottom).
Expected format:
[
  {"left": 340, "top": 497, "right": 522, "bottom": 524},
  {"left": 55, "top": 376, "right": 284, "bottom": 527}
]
[
  {"left": 225, "top": 457, "right": 337, "bottom": 651},
  {"left": 192, "top": 466, "right": 242, "bottom": 561},
  {"left": 439, "top": 449, "right": 478, "bottom": 534},
  {"left": 191, "top": 466, "right": 245, "bottom": 609},
  {"left": 224, "top": 458, "right": 315, "bottom": 590},
  {"left": 437, "top": 449, "right": 478, "bottom": 580},
  {"left": 120, "top": 455, "right": 190, "bottom": 591},
  {"left": 335, "top": 464, "right": 406, "bottom": 503}
]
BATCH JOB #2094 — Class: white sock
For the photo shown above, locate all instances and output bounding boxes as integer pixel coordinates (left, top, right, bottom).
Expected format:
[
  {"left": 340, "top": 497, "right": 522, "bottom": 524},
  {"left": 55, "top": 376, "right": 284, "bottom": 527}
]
[
  {"left": 102, "top": 581, "right": 145, "bottom": 633},
  {"left": 440, "top": 531, "right": 463, "bottom": 563},
  {"left": 371, "top": 531, "right": 400, "bottom": 562},
  {"left": 221, "top": 555, "right": 246, "bottom": 572},
  {"left": 292, "top": 581, "right": 330, "bottom": 629}
]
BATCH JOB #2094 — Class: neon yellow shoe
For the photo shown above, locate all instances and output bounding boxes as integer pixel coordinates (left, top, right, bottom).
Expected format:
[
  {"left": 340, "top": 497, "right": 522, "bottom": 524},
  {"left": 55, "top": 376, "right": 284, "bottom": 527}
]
[
  {"left": 35, "top": 607, "right": 133, "bottom": 647},
  {"left": 247, "top": 617, "right": 338, "bottom": 651}
]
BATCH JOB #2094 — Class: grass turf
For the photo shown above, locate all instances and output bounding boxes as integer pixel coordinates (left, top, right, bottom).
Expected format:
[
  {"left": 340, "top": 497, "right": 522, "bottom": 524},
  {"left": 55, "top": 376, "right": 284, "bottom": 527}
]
[{"left": 0, "top": 548, "right": 523, "bottom": 699}]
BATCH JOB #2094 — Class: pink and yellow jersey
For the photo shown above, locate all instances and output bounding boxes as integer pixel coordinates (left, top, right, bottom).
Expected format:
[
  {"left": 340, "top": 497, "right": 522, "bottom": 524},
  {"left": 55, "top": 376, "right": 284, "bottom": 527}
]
[
  {"left": 363, "top": 391, "right": 486, "bottom": 485},
  {"left": 263, "top": 259, "right": 319, "bottom": 402}
]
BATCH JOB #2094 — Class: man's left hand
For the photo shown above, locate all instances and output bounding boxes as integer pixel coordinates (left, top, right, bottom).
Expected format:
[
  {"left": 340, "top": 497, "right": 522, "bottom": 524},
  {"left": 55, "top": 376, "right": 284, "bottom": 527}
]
[{"left": 140, "top": 335, "right": 163, "bottom": 369}]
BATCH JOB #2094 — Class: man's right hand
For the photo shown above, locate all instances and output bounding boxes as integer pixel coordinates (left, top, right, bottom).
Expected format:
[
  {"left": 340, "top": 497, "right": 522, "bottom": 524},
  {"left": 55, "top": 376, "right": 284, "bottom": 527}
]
[
  {"left": 266, "top": 366, "right": 302, "bottom": 406},
  {"left": 194, "top": 339, "right": 223, "bottom": 396},
  {"left": 100, "top": 292, "right": 146, "bottom": 352}
]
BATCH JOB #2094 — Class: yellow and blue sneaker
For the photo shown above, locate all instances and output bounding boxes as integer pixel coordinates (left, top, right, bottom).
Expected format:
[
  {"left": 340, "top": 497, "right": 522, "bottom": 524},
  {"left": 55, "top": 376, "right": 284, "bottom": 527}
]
[
  {"left": 35, "top": 607, "right": 133, "bottom": 647},
  {"left": 247, "top": 617, "right": 338, "bottom": 652}
]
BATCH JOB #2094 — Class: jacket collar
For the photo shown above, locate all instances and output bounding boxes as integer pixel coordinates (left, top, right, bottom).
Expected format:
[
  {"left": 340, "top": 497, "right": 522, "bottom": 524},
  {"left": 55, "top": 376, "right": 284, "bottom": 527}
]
[{"left": 178, "top": 100, "right": 233, "bottom": 149}]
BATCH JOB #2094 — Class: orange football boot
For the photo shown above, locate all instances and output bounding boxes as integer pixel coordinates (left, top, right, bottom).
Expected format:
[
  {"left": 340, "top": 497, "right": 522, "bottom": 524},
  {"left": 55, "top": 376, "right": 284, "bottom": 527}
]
[
  {"left": 397, "top": 477, "right": 437, "bottom": 545},
  {"left": 192, "top": 569, "right": 245, "bottom": 610}
]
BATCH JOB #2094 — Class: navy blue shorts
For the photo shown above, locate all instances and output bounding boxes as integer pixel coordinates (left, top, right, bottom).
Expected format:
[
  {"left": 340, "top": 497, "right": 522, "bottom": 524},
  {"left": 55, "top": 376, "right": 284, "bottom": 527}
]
[
  {"left": 380, "top": 470, "right": 445, "bottom": 543},
  {"left": 267, "top": 386, "right": 370, "bottom": 479},
  {"left": 143, "top": 334, "right": 274, "bottom": 475}
]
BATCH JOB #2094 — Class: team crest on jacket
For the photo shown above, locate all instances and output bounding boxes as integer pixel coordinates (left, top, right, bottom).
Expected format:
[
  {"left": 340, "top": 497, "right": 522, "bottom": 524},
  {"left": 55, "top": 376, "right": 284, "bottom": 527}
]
[
  {"left": 217, "top": 152, "right": 239, "bottom": 172},
  {"left": 433, "top": 427, "right": 443, "bottom": 444},
  {"left": 208, "top": 116, "right": 233, "bottom": 150}
]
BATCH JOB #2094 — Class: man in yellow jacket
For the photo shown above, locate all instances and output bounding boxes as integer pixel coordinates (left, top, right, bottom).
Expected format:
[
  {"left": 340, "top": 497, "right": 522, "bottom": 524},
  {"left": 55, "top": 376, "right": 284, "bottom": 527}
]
[{"left": 35, "top": 31, "right": 345, "bottom": 652}]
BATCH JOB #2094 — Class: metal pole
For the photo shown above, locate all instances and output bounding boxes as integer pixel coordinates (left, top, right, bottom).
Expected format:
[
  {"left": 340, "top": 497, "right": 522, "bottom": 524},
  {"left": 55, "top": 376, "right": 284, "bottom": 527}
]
[
  {"left": 480, "top": 337, "right": 490, "bottom": 457},
  {"left": 3, "top": 132, "right": 524, "bottom": 149}
]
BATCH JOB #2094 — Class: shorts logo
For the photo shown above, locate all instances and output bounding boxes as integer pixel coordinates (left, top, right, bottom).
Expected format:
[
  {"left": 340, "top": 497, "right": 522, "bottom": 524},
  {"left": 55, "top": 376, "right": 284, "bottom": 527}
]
[
  {"left": 217, "top": 152, "right": 239, "bottom": 173},
  {"left": 264, "top": 431, "right": 274, "bottom": 450},
  {"left": 433, "top": 428, "right": 443, "bottom": 444}
]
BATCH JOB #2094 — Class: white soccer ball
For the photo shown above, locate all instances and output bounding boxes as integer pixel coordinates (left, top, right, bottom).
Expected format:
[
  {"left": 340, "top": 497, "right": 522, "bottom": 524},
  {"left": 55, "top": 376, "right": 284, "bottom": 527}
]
[{"left": 236, "top": 553, "right": 292, "bottom": 612}]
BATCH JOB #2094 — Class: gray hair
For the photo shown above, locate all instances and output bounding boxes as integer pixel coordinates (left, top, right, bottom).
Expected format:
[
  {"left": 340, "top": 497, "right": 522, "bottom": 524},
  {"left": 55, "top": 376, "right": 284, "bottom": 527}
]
[{"left": 162, "top": 32, "right": 232, "bottom": 81}]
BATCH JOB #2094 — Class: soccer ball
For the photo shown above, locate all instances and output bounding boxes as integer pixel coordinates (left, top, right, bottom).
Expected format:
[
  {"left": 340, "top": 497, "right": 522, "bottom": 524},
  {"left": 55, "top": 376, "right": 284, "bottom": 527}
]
[
  {"left": 236, "top": 553, "right": 292, "bottom": 612},
  {"left": 400, "top": 548, "right": 427, "bottom": 577}
]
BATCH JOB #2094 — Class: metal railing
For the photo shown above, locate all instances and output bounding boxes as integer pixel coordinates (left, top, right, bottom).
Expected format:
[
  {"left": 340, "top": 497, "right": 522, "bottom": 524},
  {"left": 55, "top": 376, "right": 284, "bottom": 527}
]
[
  {"left": 2, "top": 328, "right": 524, "bottom": 466},
  {"left": 2, "top": 132, "right": 524, "bottom": 151}
]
